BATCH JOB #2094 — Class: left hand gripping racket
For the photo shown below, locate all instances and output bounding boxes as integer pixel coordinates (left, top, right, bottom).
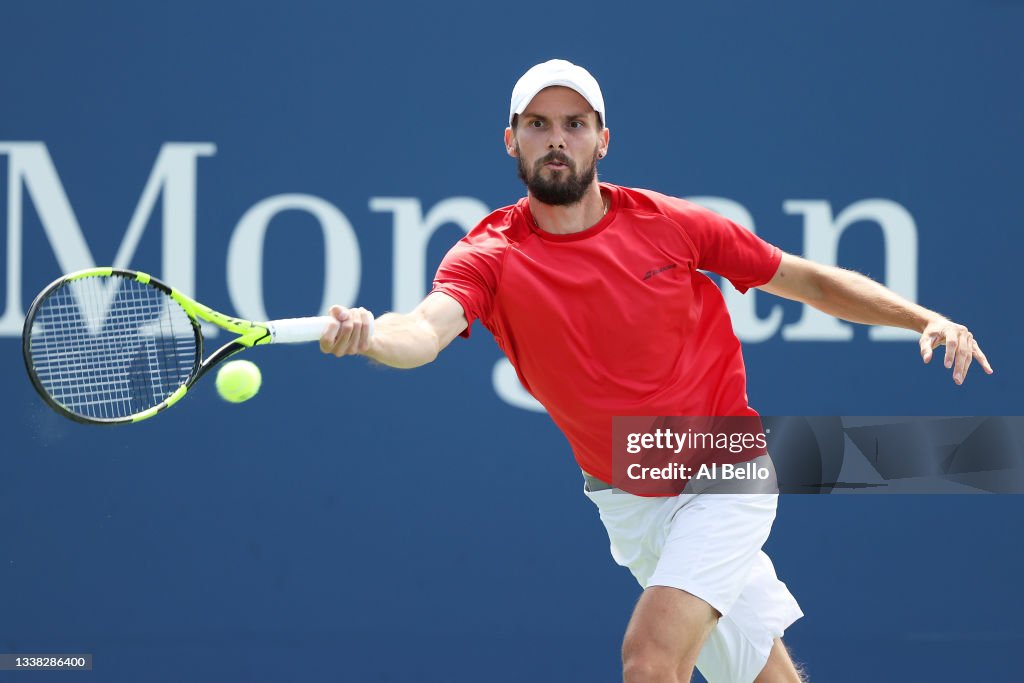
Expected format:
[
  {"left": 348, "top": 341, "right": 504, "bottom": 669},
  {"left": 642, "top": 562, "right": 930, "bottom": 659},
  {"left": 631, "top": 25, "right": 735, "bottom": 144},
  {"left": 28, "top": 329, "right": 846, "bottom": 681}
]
[{"left": 22, "top": 267, "right": 345, "bottom": 424}]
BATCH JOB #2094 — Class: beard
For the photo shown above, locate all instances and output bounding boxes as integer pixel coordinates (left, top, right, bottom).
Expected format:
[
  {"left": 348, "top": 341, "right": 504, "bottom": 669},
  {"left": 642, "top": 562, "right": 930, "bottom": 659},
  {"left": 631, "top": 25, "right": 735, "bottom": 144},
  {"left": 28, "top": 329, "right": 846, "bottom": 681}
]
[{"left": 516, "top": 145, "right": 600, "bottom": 206}]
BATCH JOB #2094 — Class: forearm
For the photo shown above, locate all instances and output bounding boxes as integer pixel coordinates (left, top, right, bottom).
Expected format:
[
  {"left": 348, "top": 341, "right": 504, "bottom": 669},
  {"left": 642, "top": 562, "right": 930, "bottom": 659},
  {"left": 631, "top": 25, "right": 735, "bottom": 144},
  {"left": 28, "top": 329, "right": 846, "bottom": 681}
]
[
  {"left": 321, "top": 293, "right": 466, "bottom": 366},
  {"left": 803, "top": 265, "right": 941, "bottom": 332},
  {"left": 364, "top": 312, "right": 443, "bottom": 369},
  {"left": 760, "top": 253, "right": 992, "bottom": 383}
]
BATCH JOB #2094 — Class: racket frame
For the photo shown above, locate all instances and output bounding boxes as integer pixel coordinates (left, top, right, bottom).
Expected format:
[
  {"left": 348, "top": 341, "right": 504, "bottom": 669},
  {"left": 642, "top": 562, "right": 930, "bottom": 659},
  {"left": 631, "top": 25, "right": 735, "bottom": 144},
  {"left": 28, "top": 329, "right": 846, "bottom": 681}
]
[{"left": 23, "top": 267, "right": 280, "bottom": 425}]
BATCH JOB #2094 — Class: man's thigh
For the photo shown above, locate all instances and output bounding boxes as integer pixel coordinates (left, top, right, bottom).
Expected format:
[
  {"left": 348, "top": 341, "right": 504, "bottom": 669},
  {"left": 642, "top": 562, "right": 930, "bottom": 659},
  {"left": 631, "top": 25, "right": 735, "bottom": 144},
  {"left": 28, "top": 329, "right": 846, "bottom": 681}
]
[
  {"left": 586, "top": 486, "right": 803, "bottom": 682},
  {"left": 622, "top": 586, "right": 719, "bottom": 680},
  {"left": 754, "top": 639, "right": 805, "bottom": 683}
]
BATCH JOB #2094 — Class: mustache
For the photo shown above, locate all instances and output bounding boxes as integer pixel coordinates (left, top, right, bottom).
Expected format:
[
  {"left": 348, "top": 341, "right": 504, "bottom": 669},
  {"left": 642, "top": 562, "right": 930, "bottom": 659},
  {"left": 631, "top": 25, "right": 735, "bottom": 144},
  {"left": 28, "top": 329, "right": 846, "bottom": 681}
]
[{"left": 537, "top": 151, "right": 573, "bottom": 168}]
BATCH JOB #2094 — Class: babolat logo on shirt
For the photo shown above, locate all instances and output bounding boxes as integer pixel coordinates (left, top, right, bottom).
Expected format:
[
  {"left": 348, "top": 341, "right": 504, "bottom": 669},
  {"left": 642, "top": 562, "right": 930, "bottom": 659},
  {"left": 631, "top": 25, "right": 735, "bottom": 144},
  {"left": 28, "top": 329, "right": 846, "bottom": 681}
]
[{"left": 643, "top": 263, "right": 678, "bottom": 280}]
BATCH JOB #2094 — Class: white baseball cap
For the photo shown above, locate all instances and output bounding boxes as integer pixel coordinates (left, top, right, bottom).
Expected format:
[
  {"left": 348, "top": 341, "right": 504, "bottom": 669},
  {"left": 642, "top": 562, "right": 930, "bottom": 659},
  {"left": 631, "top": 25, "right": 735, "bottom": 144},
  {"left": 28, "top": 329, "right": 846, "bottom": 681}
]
[{"left": 509, "top": 59, "right": 606, "bottom": 128}]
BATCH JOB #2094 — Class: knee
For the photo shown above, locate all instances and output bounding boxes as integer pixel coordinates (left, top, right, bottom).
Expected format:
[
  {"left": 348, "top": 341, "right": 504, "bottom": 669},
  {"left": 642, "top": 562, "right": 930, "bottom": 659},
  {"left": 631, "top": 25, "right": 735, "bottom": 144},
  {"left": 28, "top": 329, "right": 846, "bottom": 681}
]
[{"left": 622, "top": 648, "right": 681, "bottom": 683}]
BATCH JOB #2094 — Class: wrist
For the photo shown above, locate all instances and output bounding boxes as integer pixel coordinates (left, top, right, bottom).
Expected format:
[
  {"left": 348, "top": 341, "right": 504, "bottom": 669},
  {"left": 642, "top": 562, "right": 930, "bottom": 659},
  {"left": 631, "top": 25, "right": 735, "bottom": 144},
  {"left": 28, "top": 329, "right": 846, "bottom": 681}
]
[{"left": 917, "top": 311, "right": 947, "bottom": 334}]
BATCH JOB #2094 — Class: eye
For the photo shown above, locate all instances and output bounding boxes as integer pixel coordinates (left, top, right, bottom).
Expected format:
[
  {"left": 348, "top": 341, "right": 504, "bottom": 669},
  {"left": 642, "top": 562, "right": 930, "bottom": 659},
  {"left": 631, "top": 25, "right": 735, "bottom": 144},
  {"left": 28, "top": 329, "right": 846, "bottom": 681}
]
[
  {"left": 529, "top": 119, "right": 544, "bottom": 128},
  {"left": 569, "top": 120, "right": 584, "bottom": 129}
]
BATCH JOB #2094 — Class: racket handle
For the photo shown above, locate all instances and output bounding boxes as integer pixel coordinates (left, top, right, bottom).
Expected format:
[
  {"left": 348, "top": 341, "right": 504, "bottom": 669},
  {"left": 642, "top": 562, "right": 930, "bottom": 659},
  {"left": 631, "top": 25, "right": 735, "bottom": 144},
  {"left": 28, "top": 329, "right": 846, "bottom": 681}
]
[{"left": 266, "top": 315, "right": 375, "bottom": 344}]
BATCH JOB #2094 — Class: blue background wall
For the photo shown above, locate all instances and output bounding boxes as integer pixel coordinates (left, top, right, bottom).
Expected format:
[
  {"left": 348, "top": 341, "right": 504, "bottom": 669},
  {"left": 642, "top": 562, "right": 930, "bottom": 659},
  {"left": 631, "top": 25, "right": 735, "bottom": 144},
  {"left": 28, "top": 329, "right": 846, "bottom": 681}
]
[{"left": 1, "top": 1, "right": 1022, "bottom": 680}]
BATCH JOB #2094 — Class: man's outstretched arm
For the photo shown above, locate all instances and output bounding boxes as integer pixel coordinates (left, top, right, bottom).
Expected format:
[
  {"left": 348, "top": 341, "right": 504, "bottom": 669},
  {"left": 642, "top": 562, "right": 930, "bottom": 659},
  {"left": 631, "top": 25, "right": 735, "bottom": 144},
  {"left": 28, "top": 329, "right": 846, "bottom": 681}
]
[
  {"left": 319, "top": 292, "right": 468, "bottom": 369},
  {"left": 757, "top": 252, "right": 994, "bottom": 385}
]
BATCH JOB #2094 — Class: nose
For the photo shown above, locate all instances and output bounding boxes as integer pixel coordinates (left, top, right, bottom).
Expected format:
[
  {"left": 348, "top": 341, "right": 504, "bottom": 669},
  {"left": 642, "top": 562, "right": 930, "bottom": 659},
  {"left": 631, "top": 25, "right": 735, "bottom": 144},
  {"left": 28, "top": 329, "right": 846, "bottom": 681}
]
[{"left": 547, "top": 128, "right": 567, "bottom": 150}]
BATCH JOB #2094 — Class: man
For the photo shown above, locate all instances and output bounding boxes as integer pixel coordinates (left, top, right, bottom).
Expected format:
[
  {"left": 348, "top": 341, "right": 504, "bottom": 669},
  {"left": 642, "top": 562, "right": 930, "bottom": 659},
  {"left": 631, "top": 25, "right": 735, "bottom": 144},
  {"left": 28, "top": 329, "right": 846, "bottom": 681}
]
[{"left": 319, "top": 60, "right": 992, "bottom": 682}]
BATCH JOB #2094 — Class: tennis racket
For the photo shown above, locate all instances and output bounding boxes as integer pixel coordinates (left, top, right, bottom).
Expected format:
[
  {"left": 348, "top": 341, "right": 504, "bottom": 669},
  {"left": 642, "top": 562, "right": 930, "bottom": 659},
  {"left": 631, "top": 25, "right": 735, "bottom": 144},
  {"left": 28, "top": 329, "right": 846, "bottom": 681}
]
[{"left": 22, "top": 267, "right": 352, "bottom": 425}]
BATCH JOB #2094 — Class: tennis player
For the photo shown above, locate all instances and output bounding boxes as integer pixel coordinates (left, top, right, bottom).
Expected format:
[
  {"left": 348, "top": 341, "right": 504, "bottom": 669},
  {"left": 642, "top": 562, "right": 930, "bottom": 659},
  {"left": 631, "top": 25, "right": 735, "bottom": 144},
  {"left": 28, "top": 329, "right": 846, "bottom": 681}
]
[{"left": 319, "top": 60, "right": 993, "bottom": 682}]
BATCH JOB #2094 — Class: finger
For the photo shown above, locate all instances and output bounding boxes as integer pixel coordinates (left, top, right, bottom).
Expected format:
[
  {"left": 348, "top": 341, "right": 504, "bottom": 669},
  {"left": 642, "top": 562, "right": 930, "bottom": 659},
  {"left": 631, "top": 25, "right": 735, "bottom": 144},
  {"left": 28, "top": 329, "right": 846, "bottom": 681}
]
[
  {"left": 330, "top": 304, "right": 351, "bottom": 323},
  {"left": 973, "top": 340, "right": 994, "bottom": 374},
  {"left": 342, "top": 308, "right": 364, "bottom": 356},
  {"left": 955, "top": 356, "right": 971, "bottom": 385},
  {"left": 953, "top": 332, "right": 973, "bottom": 385},
  {"left": 920, "top": 333, "right": 937, "bottom": 363},
  {"left": 943, "top": 334, "right": 958, "bottom": 369},
  {"left": 354, "top": 309, "right": 372, "bottom": 354},
  {"left": 332, "top": 317, "right": 355, "bottom": 357},
  {"left": 319, "top": 317, "right": 341, "bottom": 353},
  {"left": 324, "top": 305, "right": 351, "bottom": 350}
]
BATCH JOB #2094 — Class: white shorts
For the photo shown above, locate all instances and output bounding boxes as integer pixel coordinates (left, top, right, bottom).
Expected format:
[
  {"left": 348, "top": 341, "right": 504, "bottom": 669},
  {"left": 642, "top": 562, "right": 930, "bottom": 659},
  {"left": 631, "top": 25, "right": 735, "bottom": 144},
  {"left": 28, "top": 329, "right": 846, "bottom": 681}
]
[{"left": 584, "top": 463, "right": 803, "bottom": 683}]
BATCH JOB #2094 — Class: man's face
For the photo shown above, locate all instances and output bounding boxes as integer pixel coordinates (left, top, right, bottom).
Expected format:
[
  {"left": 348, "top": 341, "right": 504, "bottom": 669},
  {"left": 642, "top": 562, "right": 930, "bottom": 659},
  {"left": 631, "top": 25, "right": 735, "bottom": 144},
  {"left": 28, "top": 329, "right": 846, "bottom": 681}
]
[{"left": 505, "top": 86, "right": 609, "bottom": 206}]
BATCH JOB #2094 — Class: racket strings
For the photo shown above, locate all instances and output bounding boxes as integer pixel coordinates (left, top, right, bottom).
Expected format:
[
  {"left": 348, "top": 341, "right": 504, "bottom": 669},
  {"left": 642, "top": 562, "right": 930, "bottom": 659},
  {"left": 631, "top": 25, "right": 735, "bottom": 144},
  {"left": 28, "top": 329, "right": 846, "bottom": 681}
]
[{"left": 28, "top": 275, "right": 198, "bottom": 420}]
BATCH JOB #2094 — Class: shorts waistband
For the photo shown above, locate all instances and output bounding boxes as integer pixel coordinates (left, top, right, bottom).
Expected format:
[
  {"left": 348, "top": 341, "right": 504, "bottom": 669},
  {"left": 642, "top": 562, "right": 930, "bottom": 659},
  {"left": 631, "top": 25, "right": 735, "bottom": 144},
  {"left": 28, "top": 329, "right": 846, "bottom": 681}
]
[{"left": 582, "top": 471, "right": 614, "bottom": 492}]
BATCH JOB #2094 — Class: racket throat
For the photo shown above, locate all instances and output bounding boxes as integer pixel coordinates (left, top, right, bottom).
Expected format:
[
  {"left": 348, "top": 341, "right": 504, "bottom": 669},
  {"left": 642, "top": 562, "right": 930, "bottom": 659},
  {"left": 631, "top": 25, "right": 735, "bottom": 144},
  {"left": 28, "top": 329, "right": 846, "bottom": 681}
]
[{"left": 194, "top": 342, "right": 249, "bottom": 384}]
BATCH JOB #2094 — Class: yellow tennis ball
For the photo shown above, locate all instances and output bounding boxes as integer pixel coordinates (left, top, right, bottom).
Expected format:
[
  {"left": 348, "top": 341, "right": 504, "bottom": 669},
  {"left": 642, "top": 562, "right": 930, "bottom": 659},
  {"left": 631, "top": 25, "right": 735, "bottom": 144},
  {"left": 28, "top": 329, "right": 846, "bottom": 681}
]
[{"left": 215, "top": 360, "right": 262, "bottom": 403}]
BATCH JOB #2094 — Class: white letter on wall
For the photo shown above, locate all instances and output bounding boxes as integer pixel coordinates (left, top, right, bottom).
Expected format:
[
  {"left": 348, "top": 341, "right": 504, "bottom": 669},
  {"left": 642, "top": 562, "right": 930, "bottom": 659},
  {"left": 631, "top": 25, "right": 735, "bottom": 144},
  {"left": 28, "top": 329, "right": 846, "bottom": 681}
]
[
  {"left": 369, "top": 196, "right": 489, "bottom": 313},
  {"left": 0, "top": 142, "right": 215, "bottom": 334},
  {"left": 228, "top": 194, "right": 361, "bottom": 321},
  {"left": 783, "top": 199, "right": 918, "bottom": 341}
]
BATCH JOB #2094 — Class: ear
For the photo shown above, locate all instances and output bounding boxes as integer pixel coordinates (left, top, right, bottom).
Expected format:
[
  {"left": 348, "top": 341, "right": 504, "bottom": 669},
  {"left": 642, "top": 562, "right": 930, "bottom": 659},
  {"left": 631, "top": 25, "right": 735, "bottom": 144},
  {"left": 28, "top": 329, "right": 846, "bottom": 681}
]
[
  {"left": 598, "top": 127, "right": 610, "bottom": 159},
  {"left": 504, "top": 127, "right": 517, "bottom": 157}
]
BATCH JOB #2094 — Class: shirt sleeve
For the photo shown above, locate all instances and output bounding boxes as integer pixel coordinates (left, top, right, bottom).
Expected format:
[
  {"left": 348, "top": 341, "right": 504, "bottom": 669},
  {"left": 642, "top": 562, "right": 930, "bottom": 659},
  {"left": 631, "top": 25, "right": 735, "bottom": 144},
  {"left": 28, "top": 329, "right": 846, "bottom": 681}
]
[
  {"left": 430, "top": 232, "right": 504, "bottom": 338},
  {"left": 656, "top": 194, "right": 782, "bottom": 294}
]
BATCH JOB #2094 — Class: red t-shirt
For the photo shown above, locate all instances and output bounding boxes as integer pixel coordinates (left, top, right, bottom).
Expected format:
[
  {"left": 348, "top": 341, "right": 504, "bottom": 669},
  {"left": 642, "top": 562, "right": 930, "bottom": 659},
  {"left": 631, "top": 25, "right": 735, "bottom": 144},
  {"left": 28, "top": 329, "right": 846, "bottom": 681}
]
[{"left": 431, "top": 183, "right": 782, "bottom": 485}]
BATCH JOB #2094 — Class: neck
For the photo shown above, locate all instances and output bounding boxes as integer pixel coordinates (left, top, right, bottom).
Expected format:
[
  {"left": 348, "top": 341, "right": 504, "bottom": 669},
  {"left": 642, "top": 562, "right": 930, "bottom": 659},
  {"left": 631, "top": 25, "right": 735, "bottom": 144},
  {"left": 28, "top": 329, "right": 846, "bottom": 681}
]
[{"left": 528, "top": 183, "right": 607, "bottom": 235}]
